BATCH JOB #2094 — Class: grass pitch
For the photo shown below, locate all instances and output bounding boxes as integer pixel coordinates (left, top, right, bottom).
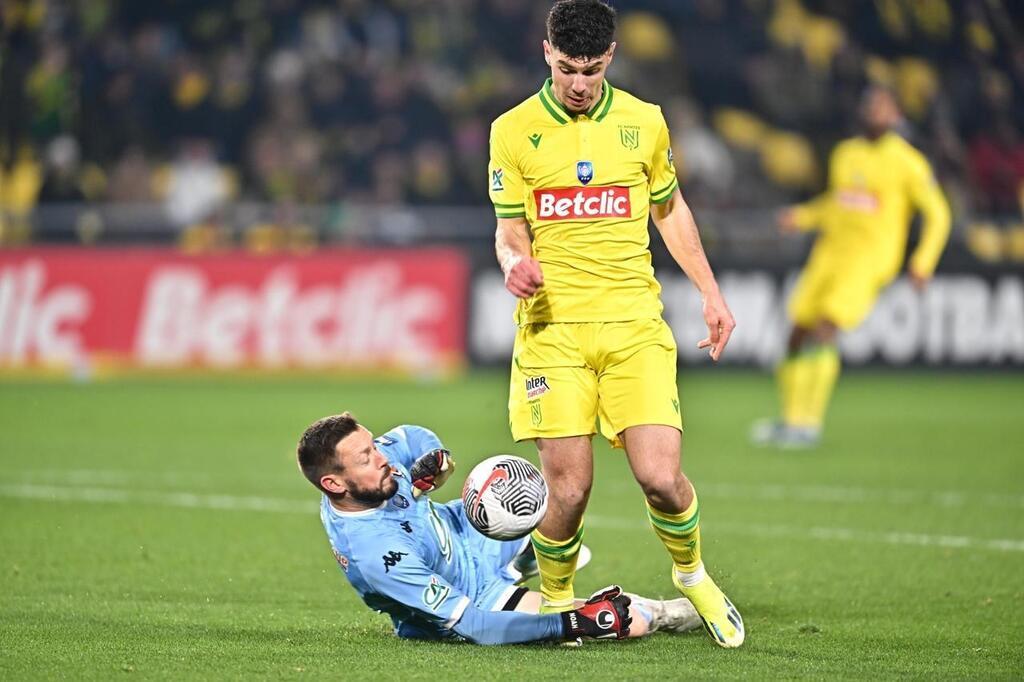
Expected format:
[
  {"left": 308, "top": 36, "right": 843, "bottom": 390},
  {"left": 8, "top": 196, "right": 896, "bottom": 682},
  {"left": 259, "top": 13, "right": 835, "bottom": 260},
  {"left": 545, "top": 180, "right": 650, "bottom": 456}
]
[{"left": 1, "top": 370, "right": 1022, "bottom": 679}]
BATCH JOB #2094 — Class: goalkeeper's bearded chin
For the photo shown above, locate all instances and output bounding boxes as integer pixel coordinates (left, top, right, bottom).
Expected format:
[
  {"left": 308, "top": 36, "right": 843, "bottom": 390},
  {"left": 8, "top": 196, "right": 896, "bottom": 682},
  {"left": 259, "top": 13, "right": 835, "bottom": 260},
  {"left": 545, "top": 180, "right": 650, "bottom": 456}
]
[{"left": 347, "top": 473, "right": 399, "bottom": 506}]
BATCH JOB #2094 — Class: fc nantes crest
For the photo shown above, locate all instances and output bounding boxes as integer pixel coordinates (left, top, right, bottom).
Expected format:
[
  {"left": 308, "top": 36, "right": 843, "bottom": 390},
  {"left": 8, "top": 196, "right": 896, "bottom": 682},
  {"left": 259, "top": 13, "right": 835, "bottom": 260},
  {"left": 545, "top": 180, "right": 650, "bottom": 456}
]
[{"left": 619, "top": 125, "right": 640, "bottom": 150}]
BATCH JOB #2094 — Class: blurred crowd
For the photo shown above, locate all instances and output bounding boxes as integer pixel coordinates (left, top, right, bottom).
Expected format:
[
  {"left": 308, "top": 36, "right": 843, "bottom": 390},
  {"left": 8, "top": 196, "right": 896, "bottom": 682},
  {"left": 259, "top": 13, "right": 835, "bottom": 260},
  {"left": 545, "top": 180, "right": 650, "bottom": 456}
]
[{"left": 2, "top": 0, "right": 1024, "bottom": 249}]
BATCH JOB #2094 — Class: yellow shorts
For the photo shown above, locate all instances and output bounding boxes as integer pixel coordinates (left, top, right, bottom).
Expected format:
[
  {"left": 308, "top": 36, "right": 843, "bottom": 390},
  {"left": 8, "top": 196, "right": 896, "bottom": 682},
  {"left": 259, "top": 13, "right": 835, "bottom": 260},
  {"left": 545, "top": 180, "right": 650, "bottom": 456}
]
[
  {"left": 788, "top": 246, "right": 888, "bottom": 330},
  {"left": 508, "top": 319, "right": 682, "bottom": 448}
]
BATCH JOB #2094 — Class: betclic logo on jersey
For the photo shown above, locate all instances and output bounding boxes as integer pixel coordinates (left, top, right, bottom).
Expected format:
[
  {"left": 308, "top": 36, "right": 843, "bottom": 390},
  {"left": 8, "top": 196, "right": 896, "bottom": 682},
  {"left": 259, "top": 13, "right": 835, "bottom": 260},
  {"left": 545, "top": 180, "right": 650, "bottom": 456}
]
[{"left": 533, "top": 186, "right": 631, "bottom": 221}]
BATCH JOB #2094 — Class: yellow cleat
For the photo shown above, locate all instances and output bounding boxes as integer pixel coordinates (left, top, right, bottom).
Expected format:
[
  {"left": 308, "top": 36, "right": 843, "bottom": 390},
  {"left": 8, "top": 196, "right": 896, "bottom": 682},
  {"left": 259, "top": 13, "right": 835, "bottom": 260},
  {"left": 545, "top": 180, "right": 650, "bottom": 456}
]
[{"left": 672, "top": 565, "right": 745, "bottom": 648}]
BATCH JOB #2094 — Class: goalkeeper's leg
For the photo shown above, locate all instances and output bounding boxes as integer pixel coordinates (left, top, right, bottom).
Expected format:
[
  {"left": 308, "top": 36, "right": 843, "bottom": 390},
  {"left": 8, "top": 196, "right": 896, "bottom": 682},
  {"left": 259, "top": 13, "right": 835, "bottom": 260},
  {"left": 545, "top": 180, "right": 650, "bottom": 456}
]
[
  {"left": 531, "top": 435, "right": 593, "bottom": 613},
  {"left": 623, "top": 424, "right": 745, "bottom": 648},
  {"left": 510, "top": 589, "right": 700, "bottom": 638}
]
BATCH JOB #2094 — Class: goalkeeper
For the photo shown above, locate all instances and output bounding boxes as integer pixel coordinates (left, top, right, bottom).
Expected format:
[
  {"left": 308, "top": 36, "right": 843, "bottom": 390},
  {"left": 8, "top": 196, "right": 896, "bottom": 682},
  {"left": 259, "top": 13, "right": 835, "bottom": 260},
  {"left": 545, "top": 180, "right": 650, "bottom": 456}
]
[{"left": 297, "top": 412, "right": 701, "bottom": 645}]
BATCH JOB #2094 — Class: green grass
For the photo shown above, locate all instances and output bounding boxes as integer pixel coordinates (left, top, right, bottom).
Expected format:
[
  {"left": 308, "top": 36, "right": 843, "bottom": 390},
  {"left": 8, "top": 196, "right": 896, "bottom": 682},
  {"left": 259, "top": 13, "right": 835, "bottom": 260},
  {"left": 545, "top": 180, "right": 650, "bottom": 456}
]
[{"left": 1, "top": 370, "right": 1022, "bottom": 679}]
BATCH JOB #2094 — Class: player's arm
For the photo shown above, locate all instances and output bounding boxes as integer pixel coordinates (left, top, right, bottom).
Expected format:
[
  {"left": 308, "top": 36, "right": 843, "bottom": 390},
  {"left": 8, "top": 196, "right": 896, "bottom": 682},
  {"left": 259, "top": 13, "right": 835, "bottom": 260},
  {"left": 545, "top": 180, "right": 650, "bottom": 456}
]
[
  {"left": 779, "top": 147, "right": 839, "bottom": 233},
  {"left": 651, "top": 188, "right": 736, "bottom": 362},
  {"left": 496, "top": 216, "right": 543, "bottom": 299},
  {"left": 375, "top": 426, "right": 454, "bottom": 498},
  {"left": 905, "top": 154, "right": 952, "bottom": 289},
  {"left": 779, "top": 194, "right": 829, "bottom": 233},
  {"left": 647, "top": 110, "right": 735, "bottom": 361},
  {"left": 488, "top": 119, "right": 542, "bottom": 298}
]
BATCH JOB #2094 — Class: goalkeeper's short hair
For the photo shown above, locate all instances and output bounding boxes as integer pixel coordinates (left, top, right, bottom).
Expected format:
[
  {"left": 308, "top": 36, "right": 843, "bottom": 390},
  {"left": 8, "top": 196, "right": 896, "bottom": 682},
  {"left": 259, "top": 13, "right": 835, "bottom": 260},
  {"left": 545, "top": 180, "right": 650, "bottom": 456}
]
[{"left": 297, "top": 412, "right": 359, "bottom": 496}]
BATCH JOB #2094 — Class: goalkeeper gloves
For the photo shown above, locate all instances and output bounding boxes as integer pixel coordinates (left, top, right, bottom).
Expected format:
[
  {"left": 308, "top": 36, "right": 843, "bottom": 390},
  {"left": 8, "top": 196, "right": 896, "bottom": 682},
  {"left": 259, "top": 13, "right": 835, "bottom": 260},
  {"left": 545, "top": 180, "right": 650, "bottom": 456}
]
[
  {"left": 560, "top": 585, "right": 632, "bottom": 641},
  {"left": 409, "top": 448, "right": 455, "bottom": 498}
]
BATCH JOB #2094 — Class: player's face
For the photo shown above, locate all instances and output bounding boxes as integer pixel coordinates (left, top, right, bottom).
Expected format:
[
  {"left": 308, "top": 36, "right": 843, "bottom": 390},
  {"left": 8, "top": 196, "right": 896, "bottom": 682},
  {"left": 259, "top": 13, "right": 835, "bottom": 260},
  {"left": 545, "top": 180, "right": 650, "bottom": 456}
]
[
  {"left": 544, "top": 40, "right": 615, "bottom": 115},
  {"left": 861, "top": 89, "right": 901, "bottom": 137},
  {"left": 333, "top": 426, "right": 399, "bottom": 505}
]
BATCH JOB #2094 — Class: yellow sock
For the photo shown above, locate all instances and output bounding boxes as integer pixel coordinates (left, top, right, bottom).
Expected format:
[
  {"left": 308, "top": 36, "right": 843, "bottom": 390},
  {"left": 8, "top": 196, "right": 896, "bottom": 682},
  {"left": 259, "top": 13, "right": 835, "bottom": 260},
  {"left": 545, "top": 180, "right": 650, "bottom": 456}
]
[
  {"left": 804, "top": 344, "right": 840, "bottom": 428},
  {"left": 783, "top": 351, "right": 818, "bottom": 426},
  {"left": 777, "top": 354, "right": 799, "bottom": 424},
  {"left": 646, "top": 495, "right": 701, "bottom": 573},
  {"left": 530, "top": 522, "right": 583, "bottom": 612}
]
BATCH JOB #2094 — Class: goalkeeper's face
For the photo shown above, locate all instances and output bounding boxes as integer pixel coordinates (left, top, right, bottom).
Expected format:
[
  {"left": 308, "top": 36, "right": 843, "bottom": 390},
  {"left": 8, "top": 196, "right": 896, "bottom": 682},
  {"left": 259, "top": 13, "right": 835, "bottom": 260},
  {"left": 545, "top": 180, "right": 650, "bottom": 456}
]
[
  {"left": 331, "top": 426, "right": 399, "bottom": 505},
  {"left": 544, "top": 41, "right": 616, "bottom": 115}
]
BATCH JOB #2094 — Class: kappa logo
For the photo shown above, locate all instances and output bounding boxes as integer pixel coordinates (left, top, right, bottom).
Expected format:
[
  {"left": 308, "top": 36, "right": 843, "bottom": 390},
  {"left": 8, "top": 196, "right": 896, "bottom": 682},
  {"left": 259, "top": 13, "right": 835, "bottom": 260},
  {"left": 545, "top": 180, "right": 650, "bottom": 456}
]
[
  {"left": 382, "top": 550, "right": 408, "bottom": 573},
  {"left": 423, "top": 576, "right": 451, "bottom": 611},
  {"left": 525, "top": 375, "right": 550, "bottom": 399},
  {"left": 399, "top": 521, "right": 413, "bottom": 534},
  {"left": 491, "top": 168, "right": 504, "bottom": 191}
]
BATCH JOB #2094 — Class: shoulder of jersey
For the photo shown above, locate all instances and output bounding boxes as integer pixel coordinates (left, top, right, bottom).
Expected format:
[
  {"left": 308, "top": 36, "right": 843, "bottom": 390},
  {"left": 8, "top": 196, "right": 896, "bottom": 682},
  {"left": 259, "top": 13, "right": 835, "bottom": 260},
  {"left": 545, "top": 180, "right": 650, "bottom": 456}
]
[
  {"left": 492, "top": 93, "right": 544, "bottom": 133},
  {"left": 609, "top": 85, "right": 663, "bottom": 123}
]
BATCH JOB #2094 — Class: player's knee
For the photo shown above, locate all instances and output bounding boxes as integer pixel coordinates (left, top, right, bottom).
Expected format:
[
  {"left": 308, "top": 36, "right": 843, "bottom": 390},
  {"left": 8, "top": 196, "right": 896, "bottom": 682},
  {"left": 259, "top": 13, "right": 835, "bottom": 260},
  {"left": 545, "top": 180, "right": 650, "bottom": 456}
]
[
  {"left": 637, "top": 470, "right": 687, "bottom": 511},
  {"left": 547, "top": 476, "right": 592, "bottom": 512}
]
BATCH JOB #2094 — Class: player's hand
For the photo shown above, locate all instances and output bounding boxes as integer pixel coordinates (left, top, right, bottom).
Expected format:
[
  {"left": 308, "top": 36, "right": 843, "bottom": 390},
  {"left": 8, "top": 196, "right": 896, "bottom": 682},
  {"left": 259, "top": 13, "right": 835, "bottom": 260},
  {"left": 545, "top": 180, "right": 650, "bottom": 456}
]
[
  {"left": 410, "top": 449, "right": 454, "bottom": 499},
  {"left": 697, "top": 288, "right": 736, "bottom": 363},
  {"left": 561, "top": 585, "right": 632, "bottom": 640},
  {"left": 908, "top": 270, "right": 930, "bottom": 292},
  {"left": 502, "top": 254, "right": 544, "bottom": 299},
  {"left": 777, "top": 207, "right": 800, "bottom": 234}
]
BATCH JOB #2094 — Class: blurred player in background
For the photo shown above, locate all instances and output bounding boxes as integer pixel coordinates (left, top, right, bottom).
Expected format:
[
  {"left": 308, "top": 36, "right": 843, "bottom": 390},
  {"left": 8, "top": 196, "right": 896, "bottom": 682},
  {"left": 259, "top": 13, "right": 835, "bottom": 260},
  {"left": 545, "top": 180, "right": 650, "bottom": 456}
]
[
  {"left": 297, "top": 413, "right": 701, "bottom": 645},
  {"left": 752, "top": 86, "right": 952, "bottom": 449},
  {"left": 489, "top": 0, "right": 743, "bottom": 647}
]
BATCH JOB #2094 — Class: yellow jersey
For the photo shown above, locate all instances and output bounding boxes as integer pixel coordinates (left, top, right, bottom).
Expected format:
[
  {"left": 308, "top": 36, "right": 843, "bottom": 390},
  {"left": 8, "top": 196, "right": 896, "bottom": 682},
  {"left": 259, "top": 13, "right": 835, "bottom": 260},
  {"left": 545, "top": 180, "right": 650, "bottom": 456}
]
[
  {"left": 792, "top": 131, "right": 951, "bottom": 281},
  {"left": 488, "top": 79, "right": 679, "bottom": 324}
]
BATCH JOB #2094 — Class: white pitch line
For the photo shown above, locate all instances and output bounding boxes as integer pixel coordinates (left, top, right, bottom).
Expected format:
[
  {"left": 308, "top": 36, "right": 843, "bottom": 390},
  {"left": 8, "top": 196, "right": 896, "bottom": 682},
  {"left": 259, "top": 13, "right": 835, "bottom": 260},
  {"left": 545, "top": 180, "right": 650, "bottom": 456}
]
[
  {"left": 2, "top": 483, "right": 1023, "bottom": 554},
  {"left": 14, "top": 469, "right": 1024, "bottom": 510}
]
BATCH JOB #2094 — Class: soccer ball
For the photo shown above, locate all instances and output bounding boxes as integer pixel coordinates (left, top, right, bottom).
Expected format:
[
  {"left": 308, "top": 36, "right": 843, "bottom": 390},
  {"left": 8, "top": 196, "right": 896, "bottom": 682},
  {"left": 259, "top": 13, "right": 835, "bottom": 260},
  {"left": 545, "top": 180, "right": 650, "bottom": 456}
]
[{"left": 462, "top": 455, "right": 548, "bottom": 540}]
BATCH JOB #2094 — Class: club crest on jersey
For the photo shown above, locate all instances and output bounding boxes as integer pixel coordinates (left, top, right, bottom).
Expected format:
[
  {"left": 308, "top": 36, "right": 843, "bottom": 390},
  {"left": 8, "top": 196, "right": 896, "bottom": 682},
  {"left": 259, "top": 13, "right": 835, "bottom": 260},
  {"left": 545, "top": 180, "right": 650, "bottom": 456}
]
[
  {"left": 577, "top": 161, "right": 593, "bottom": 185},
  {"left": 392, "top": 494, "right": 409, "bottom": 509},
  {"left": 526, "top": 375, "right": 550, "bottom": 399},
  {"left": 619, "top": 125, "right": 640, "bottom": 150},
  {"left": 491, "top": 168, "right": 504, "bottom": 191}
]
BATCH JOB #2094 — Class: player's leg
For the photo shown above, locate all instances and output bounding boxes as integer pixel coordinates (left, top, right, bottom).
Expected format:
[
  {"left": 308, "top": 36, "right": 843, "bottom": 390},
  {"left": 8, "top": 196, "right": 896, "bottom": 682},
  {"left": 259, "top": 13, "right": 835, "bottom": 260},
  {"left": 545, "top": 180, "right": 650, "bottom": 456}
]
[
  {"left": 508, "top": 322, "right": 599, "bottom": 614},
  {"left": 531, "top": 435, "right": 593, "bottom": 612},
  {"left": 509, "top": 589, "right": 700, "bottom": 638},
  {"left": 795, "top": 319, "right": 840, "bottom": 438},
  {"left": 621, "top": 425, "right": 744, "bottom": 647},
  {"left": 594, "top": 319, "right": 743, "bottom": 647}
]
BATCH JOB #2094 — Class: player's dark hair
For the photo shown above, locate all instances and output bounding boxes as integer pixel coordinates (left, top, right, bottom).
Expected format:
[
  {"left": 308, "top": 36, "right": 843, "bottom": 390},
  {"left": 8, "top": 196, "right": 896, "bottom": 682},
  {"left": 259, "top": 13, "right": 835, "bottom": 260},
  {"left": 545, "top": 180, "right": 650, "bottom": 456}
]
[
  {"left": 546, "top": 0, "right": 617, "bottom": 60},
  {"left": 297, "top": 412, "right": 359, "bottom": 497}
]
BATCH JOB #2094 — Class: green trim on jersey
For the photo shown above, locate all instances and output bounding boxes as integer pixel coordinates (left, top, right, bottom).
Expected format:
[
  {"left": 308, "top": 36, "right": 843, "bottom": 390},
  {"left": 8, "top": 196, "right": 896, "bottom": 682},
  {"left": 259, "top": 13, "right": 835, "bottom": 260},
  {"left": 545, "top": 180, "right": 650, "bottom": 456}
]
[
  {"left": 492, "top": 202, "right": 525, "bottom": 209},
  {"left": 538, "top": 81, "right": 570, "bottom": 124},
  {"left": 650, "top": 177, "right": 679, "bottom": 204},
  {"left": 537, "top": 79, "right": 614, "bottom": 124},
  {"left": 592, "top": 82, "right": 614, "bottom": 122}
]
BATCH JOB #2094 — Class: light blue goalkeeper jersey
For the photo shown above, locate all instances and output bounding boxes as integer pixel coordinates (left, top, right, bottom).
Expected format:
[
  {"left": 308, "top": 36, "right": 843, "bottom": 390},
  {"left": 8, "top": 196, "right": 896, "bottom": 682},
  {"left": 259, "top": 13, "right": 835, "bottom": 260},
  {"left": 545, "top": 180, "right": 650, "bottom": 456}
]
[{"left": 319, "top": 424, "right": 563, "bottom": 645}]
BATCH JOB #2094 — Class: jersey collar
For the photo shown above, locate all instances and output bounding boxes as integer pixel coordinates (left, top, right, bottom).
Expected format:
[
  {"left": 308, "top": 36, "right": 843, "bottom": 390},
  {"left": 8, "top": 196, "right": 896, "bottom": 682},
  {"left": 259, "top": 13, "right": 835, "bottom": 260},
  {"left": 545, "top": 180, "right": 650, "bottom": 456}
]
[{"left": 537, "top": 78, "right": 614, "bottom": 125}]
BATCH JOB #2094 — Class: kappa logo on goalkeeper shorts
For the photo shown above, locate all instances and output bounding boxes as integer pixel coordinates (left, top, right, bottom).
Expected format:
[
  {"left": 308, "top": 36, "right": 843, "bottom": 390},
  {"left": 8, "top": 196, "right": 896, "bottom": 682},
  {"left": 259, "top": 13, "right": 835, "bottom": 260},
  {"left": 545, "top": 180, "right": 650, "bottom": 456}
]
[{"left": 525, "top": 376, "right": 550, "bottom": 399}]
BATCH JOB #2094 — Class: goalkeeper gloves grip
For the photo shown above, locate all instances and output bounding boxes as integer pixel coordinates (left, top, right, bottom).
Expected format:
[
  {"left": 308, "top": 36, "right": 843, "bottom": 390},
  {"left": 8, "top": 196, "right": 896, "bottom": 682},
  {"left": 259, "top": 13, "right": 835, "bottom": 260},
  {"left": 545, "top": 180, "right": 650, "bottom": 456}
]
[
  {"left": 560, "top": 585, "right": 632, "bottom": 640},
  {"left": 409, "top": 448, "right": 454, "bottom": 498}
]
